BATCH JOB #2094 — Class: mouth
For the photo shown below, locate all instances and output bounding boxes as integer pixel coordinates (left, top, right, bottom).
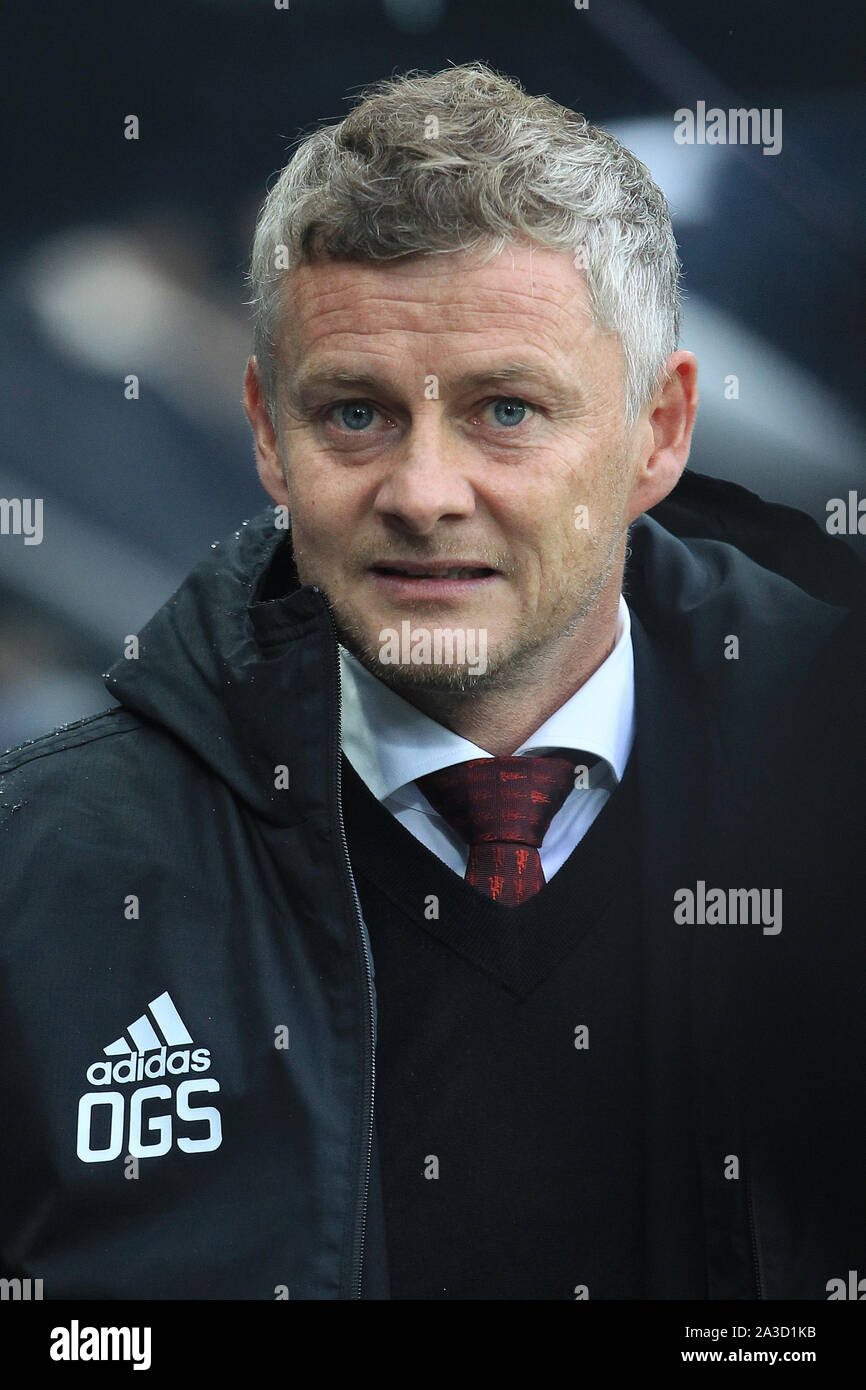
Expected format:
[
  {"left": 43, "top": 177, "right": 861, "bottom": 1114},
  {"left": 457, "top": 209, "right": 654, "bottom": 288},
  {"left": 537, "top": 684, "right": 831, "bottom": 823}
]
[{"left": 368, "top": 563, "right": 502, "bottom": 599}]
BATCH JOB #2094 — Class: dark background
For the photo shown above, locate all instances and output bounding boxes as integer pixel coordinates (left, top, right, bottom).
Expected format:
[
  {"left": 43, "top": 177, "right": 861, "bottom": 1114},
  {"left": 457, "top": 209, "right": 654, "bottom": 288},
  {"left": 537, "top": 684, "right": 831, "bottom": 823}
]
[{"left": 1, "top": 0, "right": 864, "bottom": 748}]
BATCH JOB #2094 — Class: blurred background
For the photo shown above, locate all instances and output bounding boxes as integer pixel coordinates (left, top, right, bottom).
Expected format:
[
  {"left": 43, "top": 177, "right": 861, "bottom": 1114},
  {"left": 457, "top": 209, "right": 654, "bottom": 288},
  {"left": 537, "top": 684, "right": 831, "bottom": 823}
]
[{"left": 1, "top": 0, "right": 864, "bottom": 748}]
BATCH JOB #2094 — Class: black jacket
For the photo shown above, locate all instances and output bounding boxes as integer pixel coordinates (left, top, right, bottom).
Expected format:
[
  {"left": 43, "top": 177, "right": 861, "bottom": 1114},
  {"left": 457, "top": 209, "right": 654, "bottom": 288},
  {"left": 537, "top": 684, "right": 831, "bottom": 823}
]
[{"left": 1, "top": 470, "right": 864, "bottom": 1300}]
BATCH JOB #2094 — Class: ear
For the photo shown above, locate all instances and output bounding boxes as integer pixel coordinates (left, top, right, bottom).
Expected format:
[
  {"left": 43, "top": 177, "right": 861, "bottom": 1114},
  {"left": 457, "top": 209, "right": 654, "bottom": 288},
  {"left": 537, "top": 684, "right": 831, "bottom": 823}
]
[
  {"left": 243, "top": 356, "right": 289, "bottom": 507},
  {"left": 625, "top": 350, "right": 698, "bottom": 524}
]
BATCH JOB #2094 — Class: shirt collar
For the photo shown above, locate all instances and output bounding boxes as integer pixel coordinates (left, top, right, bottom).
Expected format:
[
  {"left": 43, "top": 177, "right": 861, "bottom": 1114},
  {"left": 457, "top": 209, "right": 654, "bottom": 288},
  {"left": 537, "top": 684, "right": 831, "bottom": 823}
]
[{"left": 339, "top": 592, "right": 634, "bottom": 804}]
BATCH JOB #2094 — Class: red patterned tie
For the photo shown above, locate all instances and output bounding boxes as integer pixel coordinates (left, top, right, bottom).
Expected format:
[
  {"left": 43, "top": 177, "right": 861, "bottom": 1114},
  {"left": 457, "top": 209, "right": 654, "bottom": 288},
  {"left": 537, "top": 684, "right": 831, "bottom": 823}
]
[{"left": 416, "top": 755, "right": 582, "bottom": 906}]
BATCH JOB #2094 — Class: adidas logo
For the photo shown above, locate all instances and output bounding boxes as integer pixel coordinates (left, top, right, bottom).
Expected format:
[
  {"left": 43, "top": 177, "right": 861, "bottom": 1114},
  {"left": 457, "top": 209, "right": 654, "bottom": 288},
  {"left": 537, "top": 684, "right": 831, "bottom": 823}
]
[
  {"left": 76, "top": 991, "right": 222, "bottom": 1165},
  {"left": 86, "top": 990, "right": 211, "bottom": 1086}
]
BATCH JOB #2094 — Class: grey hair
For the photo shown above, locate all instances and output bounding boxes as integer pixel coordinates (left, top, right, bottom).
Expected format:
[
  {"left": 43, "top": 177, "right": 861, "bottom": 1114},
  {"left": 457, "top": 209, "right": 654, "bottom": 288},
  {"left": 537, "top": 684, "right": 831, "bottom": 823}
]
[{"left": 247, "top": 61, "right": 681, "bottom": 426}]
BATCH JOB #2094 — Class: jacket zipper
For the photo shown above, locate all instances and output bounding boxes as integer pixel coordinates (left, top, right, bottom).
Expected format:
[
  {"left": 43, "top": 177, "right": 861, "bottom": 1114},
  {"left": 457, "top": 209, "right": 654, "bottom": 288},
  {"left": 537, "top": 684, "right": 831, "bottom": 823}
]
[
  {"left": 744, "top": 1165, "right": 764, "bottom": 1299},
  {"left": 318, "top": 591, "right": 376, "bottom": 1300}
]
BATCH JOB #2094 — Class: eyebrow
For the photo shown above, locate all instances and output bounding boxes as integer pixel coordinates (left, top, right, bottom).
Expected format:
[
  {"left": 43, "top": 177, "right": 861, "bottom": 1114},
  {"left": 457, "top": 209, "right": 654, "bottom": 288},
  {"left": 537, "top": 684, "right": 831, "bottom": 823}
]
[{"left": 290, "top": 360, "right": 572, "bottom": 406}]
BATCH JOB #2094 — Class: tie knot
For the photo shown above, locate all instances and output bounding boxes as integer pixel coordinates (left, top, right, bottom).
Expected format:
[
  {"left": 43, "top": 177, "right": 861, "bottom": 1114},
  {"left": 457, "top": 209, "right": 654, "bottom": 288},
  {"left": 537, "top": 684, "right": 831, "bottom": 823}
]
[{"left": 416, "top": 754, "right": 583, "bottom": 850}]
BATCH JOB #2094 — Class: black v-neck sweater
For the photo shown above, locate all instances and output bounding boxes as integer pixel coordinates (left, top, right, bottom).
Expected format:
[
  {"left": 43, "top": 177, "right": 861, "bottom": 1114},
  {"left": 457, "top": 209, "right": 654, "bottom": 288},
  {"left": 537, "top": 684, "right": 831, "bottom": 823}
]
[{"left": 341, "top": 745, "right": 705, "bottom": 1300}]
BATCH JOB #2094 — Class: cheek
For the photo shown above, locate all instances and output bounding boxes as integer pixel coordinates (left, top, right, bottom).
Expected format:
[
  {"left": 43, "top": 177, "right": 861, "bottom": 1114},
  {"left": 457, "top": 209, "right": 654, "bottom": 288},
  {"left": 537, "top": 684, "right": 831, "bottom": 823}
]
[{"left": 290, "top": 482, "right": 357, "bottom": 558}]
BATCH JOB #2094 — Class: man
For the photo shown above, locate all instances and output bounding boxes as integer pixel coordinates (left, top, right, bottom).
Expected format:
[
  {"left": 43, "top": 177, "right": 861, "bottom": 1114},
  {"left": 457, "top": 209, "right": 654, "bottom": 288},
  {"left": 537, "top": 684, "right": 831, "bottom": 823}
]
[{"left": 1, "top": 63, "right": 864, "bottom": 1301}]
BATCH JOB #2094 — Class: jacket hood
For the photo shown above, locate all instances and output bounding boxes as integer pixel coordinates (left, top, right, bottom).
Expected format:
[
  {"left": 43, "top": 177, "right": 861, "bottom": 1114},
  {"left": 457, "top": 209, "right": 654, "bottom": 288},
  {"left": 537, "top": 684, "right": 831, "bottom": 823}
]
[{"left": 104, "top": 470, "right": 862, "bottom": 824}]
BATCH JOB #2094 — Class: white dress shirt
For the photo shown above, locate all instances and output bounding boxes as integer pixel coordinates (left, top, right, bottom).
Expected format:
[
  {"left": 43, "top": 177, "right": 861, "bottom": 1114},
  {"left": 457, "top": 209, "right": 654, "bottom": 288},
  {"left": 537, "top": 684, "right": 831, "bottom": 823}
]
[{"left": 339, "top": 593, "right": 635, "bottom": 881}]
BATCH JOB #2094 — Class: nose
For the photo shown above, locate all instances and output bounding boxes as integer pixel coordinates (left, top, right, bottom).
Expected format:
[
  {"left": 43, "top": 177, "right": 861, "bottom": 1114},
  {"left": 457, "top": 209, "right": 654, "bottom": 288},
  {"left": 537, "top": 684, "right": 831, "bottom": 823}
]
[{"left": 371, "top": 414, "right": 477, "bottom": 534}]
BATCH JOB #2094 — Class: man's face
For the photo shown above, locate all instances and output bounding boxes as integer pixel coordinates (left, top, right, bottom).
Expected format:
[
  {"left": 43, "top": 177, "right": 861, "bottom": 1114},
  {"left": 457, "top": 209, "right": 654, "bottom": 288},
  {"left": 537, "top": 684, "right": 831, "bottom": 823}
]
[{"left": 263, "top": 243, "right": 650, "bottom": 695}]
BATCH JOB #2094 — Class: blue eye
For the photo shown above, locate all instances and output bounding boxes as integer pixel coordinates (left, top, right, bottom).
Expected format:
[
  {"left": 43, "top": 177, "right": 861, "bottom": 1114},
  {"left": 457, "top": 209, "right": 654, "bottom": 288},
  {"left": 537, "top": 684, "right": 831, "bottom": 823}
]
[
  {"left": 338, "top": 401, "right": 376, "bottom": 431},
  {"left": 491, "top": 398, "right": 530, "bottom": 426}
]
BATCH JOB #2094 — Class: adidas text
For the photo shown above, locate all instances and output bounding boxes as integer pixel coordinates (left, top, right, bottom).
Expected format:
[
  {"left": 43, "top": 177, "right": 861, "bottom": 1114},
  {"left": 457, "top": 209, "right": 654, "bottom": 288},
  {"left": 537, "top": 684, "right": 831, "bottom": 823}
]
[{"left": 86, "top": 1046, "right": 211, "bottom": 1086}]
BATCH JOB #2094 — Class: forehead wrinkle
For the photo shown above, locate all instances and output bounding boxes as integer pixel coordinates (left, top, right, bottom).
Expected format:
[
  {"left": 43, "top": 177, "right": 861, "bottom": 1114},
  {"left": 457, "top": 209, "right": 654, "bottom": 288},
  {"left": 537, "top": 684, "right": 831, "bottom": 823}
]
[
  {"left": 279, "top": 262, "right": 603, "bottom": 398},
  {"left": 285, "top": 308, "right": 574, "bottom": 364},
  {"left": 286, "top": 305, "right": 591, "bottom": 377},
  {"left": 285, "top": 259, "right": 589, "bottom": 332}
]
